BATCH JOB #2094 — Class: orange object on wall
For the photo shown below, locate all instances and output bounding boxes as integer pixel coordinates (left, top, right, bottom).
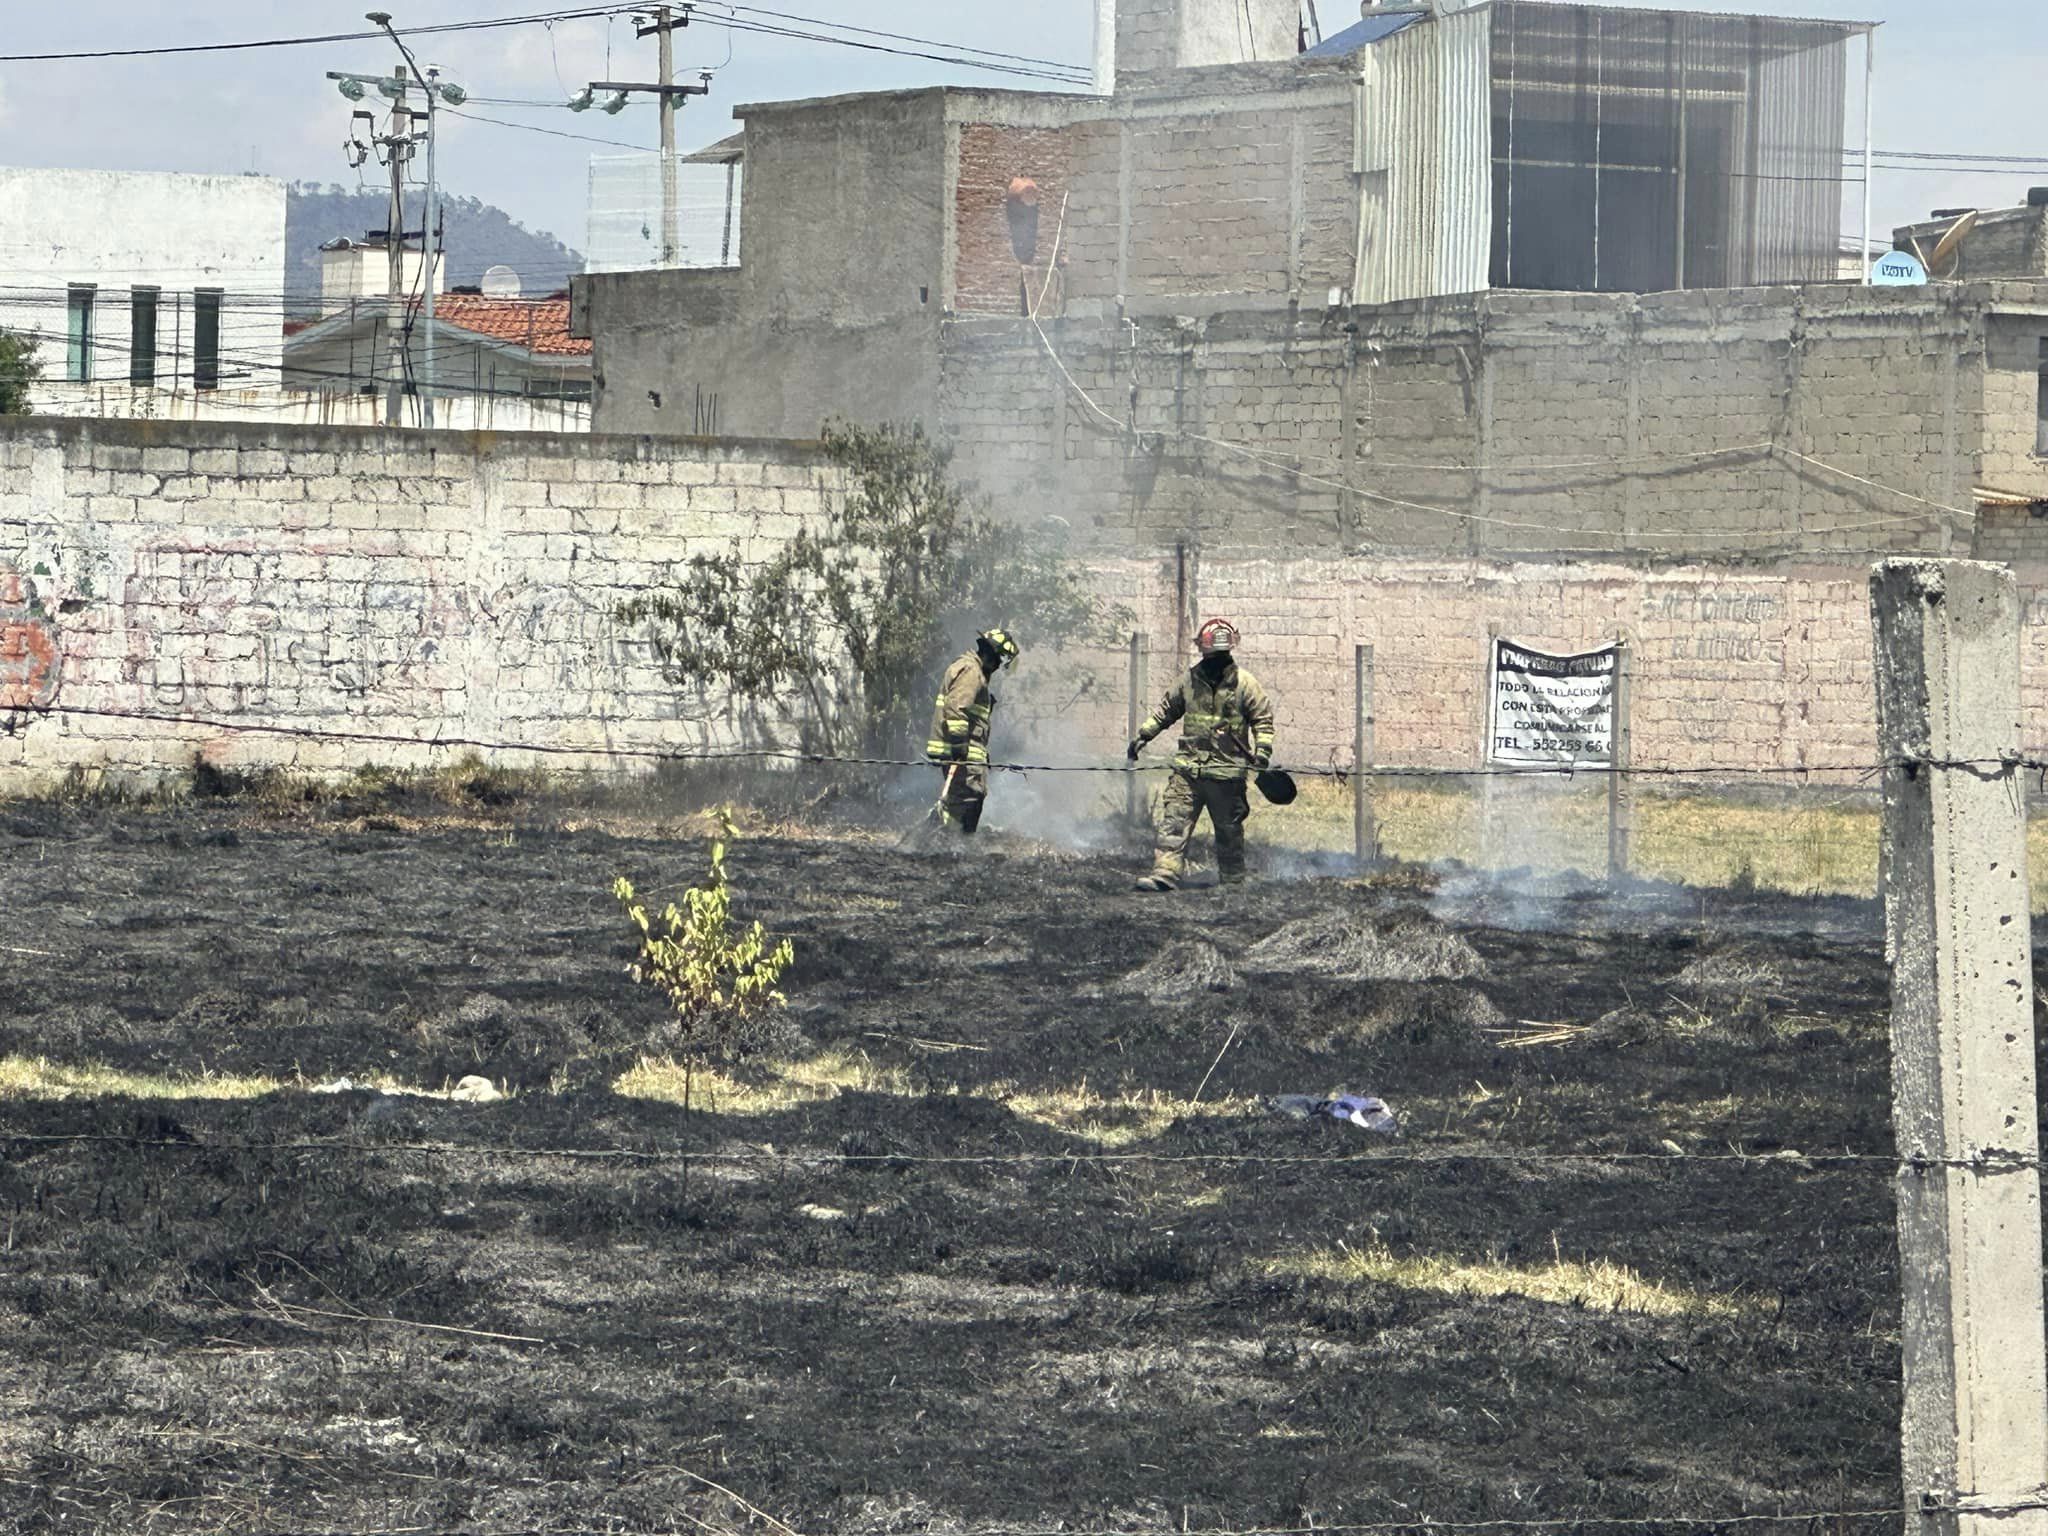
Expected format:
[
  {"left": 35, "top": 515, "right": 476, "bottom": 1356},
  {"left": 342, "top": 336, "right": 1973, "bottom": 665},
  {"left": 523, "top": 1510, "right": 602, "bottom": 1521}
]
[{"left": 1005, "top": 176, "right": 1042, "bottom": 265}]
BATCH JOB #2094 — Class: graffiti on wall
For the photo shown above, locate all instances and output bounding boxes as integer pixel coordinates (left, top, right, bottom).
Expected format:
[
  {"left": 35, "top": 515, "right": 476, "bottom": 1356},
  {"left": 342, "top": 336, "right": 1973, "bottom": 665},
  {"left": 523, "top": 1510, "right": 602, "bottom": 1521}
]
[
  {"left": 1643, "top": 588, "right": 1786, "bottom": 665},
  {"left": 0, "top": 562, "right": 60, "bottom": 709},
  {"left": 116, "top": 541, "right": 481, "bottom": 712},
  {"left": 88, "top": 536, "right": 660, "bottom": 725}
]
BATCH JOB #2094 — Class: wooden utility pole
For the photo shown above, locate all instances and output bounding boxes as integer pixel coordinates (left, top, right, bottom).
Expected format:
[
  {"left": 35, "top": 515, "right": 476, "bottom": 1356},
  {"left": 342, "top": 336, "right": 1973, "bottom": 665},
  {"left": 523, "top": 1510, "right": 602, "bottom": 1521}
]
[{"left": 1871, "top": 558, "right": 2048, "bottom": 1536}]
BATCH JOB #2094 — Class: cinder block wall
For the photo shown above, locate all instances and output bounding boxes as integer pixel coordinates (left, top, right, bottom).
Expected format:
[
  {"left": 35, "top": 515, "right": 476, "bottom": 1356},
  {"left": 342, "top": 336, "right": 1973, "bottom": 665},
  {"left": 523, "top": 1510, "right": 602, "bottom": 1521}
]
[
  {"left": 0, "top": 420, "right": 835, "bottom": 786},
  {"left": 941, "top": 283, "right": 2048, "bottom": 563},
  {"left": 0, "top": 414, "right": 1926, "bottom": 786},
  {"left": 1089, "top": 557, "right": 1884, "bottom": 777},
  {"left": 1062, "top": 546, "right": 2048, "bottom": 781}
]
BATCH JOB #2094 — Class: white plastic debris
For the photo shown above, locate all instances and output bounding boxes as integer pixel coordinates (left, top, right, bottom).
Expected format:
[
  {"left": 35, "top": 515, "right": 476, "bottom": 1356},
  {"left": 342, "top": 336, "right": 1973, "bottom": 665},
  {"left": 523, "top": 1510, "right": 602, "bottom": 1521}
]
[{"left": 1269, "top": 1093, "right": 1399, "bottom": 1135}]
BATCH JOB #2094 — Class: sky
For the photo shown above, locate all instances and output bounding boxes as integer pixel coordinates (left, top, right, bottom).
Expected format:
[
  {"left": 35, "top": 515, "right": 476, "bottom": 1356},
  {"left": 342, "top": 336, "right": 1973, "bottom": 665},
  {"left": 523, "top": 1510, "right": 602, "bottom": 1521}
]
[{"left": 0, "top": 0, "right": 2042, "bottom": 274}]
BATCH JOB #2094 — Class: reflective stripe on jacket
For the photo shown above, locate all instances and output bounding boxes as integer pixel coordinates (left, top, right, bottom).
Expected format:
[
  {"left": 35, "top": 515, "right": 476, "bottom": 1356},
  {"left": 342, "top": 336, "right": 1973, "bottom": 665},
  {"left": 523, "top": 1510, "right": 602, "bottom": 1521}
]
[
  {"left": 1136, "top": 661, "right": 1275, "bottom": 780},
  {"left": 926, "top": 651, "right": 995, "bottom": 765}
]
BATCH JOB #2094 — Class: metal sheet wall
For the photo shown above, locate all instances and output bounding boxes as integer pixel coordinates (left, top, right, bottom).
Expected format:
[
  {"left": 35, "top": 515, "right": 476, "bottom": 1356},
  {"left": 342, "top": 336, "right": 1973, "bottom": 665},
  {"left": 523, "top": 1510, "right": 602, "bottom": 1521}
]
[
  {"left": 1489, "top": 2, "right": 1852, "bottom": 292},
  {"left": 1355, "top": 3, "right": 1493, "bottom": 305}
]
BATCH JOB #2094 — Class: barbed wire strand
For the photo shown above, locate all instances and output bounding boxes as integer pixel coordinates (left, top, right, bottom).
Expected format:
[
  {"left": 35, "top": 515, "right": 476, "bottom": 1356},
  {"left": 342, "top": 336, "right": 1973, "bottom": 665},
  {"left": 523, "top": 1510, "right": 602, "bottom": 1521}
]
[
  {"left": 21, "top": 702, "right": 2048, "bottom": 788},
  {"left": 43, "top": 1507, "right": 1944, "bottom": 1536},
  {"left": 20, "top": 701, "right": 2042, "bottom": 784},
  {"left": 5, "top": 1128, "right": 2037, "bottom": 1176}
]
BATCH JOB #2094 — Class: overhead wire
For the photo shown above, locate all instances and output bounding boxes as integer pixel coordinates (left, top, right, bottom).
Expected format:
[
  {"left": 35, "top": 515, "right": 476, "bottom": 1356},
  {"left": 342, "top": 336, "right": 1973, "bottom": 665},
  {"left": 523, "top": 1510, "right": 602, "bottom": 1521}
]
[
  {"left": 0, "top": 4, "right": 1091, "bottom": 84},
  {"left": 0, "top": 6, "right": 635, "bottom": 64},
  {"left": 442, "top": 105, "right": 650, "bottom": 151},
  {"left": 8, "top": 323, "right": 588, "bottom": 408},
  {"left": 710, "top": 2, "right": 1086, "bottom": 75}
]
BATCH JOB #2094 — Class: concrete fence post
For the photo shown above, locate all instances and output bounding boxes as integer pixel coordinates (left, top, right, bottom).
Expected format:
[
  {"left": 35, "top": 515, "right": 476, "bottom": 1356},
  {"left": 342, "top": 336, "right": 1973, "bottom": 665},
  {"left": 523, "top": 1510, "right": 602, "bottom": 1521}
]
[
  {"left": 1606, "top": 639, "right": 1633, "bottom": 883},
  {"left": 1353, "top": 642, "right": 1377, "bottom": 871},
  {"left": 1871, "top": 558, "right": 2048, "bottom": 1536}
]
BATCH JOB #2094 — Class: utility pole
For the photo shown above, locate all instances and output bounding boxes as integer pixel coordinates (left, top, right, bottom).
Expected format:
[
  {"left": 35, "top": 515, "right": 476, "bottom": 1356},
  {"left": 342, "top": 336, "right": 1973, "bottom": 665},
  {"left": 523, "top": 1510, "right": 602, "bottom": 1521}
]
[
  {"left": 655, "top": 6, "right": 679, "bottom": 265},
  {"left": 381, "top": 85, "right": 410, "bottom": 427},
  {"left": 335, "top": 17, "right": 464, "bottom": 429},
  {"left": 420, "top": 67, "right": 440, "bottom": 427},
  {"left": 332, "top": 68, "right": 415, "bottom": 425},
  {"left": 578, "top": 5, "right": 709, "bottom": 265}
]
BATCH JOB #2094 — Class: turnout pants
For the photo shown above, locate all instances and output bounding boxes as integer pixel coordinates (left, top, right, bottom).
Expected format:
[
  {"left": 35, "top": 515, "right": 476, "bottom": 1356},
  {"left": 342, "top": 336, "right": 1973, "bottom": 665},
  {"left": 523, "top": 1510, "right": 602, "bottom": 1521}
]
[
  {"left": 936, "top": 762, "right": 989, "bottom": 834},
  {"left": 1148, "top": 770, "right": 1249, "bottom": 885}
]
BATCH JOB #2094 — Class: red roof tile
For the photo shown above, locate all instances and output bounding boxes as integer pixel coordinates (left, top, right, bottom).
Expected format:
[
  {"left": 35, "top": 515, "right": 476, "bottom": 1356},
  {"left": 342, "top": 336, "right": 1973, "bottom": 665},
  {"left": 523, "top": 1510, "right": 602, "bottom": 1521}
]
[{"left": 430, "top": 295, "right": 590, "bottom": 357}]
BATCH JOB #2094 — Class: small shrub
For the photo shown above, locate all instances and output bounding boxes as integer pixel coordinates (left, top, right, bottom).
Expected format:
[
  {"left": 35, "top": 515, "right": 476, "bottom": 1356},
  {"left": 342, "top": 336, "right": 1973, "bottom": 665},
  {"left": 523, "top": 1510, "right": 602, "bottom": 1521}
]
[
  {"left": 613, "top": 811, "right": 795, "bottom": 1062},
  {"left": 0, "top": 329, "right": 39, "bottom": 416}
]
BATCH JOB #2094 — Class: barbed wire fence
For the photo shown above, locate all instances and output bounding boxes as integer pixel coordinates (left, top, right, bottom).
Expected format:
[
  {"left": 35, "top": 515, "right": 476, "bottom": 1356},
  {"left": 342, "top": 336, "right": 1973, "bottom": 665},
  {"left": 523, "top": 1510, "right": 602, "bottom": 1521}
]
[
  {"left": 7, "top": 592, "right": 2048, "bottom": 1534},
  {"left": 6, "top": 681, "right": 2036, "bottom": 907}
]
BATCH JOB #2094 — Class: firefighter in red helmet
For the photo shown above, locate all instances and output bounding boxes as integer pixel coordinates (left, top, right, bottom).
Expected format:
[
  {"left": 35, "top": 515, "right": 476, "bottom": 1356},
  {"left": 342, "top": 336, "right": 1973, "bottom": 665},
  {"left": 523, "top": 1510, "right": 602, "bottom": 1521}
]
[{"left": 1126, "top": 618, "right": 1276, "bottom": 890}]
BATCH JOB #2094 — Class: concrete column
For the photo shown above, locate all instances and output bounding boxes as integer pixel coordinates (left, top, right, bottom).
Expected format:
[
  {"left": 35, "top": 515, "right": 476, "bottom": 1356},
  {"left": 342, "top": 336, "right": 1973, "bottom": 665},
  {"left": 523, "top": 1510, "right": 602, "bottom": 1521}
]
[{"left": 1870, "top": 557, "right": 2048, "bottom": 1536}]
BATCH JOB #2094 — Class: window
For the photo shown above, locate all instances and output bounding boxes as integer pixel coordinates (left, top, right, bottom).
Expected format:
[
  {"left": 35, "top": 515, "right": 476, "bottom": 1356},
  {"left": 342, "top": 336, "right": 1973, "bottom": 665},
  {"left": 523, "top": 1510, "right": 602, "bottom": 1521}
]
[
  {"left": 2038, "top": 338, "right": 2048, "bottom": 458},
  {"left": 526, "top": 377, "right": 593, "bottom": 402},
  {"left": 193, "top": 288, "right": 222, "bottom": 392},
  {"left": 65, "top": 285, "right": 95, "bottom": 382},
  {"left": 129, "top": 287, "right": 159, "bottom": 387}
]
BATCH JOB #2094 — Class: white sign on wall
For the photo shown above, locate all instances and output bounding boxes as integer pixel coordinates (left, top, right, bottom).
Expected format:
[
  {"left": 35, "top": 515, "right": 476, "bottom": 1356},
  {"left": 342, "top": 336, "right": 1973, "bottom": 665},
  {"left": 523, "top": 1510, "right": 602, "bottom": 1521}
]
[{"left": 1487, "top": 639, "right": 1618, "bottom": 768}]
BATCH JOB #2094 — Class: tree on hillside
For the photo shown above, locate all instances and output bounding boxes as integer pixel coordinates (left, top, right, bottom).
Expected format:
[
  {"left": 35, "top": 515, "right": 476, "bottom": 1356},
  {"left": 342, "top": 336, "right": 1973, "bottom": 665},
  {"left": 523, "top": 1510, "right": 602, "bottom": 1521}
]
[
  {"left": 618, "top": 421, "right": 1130, "bottom": 760},
  {"left": 0, "top": 331, "right": 40, "bottom": 415}
]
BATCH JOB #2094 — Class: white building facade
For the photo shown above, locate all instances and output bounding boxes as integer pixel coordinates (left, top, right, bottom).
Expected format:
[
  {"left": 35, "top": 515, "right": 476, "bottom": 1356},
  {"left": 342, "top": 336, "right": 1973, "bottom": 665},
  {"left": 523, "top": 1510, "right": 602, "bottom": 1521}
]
[{"left": 0, "top": 167, "right": 288, "bottom": 418}]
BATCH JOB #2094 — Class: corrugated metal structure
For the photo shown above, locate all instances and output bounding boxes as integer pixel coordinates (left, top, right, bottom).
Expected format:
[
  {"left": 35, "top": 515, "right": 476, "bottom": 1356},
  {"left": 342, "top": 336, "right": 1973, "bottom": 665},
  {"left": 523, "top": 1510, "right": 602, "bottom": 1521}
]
[
  {"left": 1318, "top": 1, "right": 1862, "bottom": 300},
  {"left": 1351, "top": 4, "right": 1494, "bottom": 305}
]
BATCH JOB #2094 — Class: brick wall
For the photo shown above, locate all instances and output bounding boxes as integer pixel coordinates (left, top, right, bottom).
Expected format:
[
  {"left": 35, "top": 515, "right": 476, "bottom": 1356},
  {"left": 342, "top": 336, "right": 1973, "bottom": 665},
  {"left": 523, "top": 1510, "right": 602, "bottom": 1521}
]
[
  {"left": 1052, "top": 91, "right": 1356, "bottom": 308},
  {"left": 0, "top": 419, "right": 836, "bottom": 787},
  {"left": 1088, "top": 555, "right": 1928, "bottom": 776},
  {"left": 953, "top": 122, "right": 1084, "bottom": 317}
]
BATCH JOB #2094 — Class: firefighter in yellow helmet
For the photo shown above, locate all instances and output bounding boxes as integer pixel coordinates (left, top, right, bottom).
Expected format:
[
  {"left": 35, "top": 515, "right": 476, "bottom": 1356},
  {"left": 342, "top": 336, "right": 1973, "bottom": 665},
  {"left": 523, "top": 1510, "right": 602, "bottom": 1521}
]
[
  {"left": 1127, "top": 618, "right": 1275, "bottom": 890},
  {"left": 924, "top": 628, "right": 1020, "bottom": 834}
]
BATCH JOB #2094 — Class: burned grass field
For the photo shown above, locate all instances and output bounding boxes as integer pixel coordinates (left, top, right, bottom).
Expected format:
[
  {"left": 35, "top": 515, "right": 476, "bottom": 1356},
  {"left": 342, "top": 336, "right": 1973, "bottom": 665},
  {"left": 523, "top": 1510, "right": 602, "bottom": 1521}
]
[{"left": 0, "top": 791, "right": 1910, "bottom": 1535}]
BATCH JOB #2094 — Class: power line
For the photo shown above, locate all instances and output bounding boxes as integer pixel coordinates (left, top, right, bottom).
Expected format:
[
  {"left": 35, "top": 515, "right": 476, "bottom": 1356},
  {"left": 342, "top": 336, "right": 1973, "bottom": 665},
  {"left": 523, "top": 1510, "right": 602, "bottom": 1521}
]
[
  {"left": 657, "top": 9, "right": 1089, "bottom": 83},
  {"left": 0, "top": 3, "right": 1091, "bottom": 85},
  {"left": 714, "top": 2, "right": 1087, "bottom": 75},
  {"left": 0, "top": 6, "right": 630, "bottom": 64},
  {"left": 1856, "top": 148, "right": 2048, "bottom": 168},
  {"left": 442, "top": 105, "right": 647, "bottom": 150}
]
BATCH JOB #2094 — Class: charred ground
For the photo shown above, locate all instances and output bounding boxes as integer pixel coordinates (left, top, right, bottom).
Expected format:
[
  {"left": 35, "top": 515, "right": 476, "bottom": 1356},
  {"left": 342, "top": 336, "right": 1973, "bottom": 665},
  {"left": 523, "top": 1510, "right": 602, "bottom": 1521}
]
[{"left": 0, "top": 790, "right": 1911, "bottom": 1534}]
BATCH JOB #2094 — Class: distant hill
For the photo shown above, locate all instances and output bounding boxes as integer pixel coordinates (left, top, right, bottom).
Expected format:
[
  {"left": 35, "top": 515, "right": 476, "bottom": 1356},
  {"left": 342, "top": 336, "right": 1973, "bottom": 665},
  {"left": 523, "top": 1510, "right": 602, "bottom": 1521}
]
[{"left": 285, "top": 183, "right": 584, "bottom": 310}]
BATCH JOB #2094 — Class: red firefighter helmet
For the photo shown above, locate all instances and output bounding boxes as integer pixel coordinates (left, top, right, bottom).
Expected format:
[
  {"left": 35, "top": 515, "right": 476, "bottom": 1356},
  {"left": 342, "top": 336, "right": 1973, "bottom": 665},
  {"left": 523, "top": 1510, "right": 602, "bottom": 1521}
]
[{"left": 1195, "top": 618, "right": 1238, "bottom": 656}]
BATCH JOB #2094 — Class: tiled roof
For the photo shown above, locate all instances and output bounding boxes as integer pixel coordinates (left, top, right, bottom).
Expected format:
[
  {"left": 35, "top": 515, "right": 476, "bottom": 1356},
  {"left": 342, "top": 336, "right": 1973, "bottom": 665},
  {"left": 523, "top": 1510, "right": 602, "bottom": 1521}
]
[
  {"left": 285, "top": 294, "right": 590, "bottom": 356},
  {"left": 431, "top": 295, "right": 590, "bottom": 357}
]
